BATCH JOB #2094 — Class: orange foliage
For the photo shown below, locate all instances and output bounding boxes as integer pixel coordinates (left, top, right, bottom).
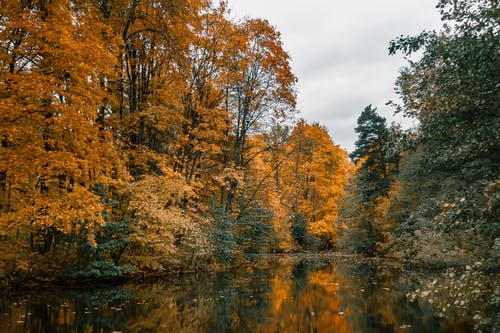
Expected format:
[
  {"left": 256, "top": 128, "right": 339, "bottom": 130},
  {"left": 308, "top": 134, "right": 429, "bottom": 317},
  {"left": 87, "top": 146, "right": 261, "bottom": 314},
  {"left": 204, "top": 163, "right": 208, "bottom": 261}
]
[
  {"left": 0, "top": 0, "right": 347, "bottom": 281},
  {"left": 0, "top": 0, "right": 125, "bottom": 239},
  {"left": 281, "top": 121, "right": 352, "bottom": 246}
]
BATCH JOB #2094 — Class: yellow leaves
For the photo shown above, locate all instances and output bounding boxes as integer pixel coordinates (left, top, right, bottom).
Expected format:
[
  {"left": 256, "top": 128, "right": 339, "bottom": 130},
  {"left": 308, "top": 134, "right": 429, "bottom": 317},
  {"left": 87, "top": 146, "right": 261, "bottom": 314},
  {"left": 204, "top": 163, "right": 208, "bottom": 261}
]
[
  {"left": 235, "top": 121, "right": 351, "bottom": 250},
  {"left": 213, "top": 167, "right": 244, "bottom": 189},
  {"left": 121, "top": 171, "right": 209, "bottom": 268},
  {"left": 232, "top": 17, "right": 297, "bottom": 119},
  {"left": 87, "top": 233, "right": 97, "bottom": 248},
  {"left": 0, "top": 239, "right": 31, "bottom": 276},
  {"left": 1, "top": 0, "right": 124, "bottom": 198},
  {"left": 283, "top": 122, "right": 350, "bottom": 222},
  {"left": 308, "top": 218, "right": 336, "bottom": 242},
  {"left": 31, "top": 186, "right": 105, "bottom": 231}
]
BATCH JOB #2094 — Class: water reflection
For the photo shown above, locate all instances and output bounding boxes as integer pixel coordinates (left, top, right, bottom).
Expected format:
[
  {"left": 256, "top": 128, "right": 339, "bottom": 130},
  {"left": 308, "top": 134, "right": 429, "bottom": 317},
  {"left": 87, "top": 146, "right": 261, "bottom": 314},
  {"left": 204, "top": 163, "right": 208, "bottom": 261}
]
[{"left": 0, "top": 257, "right": 475, "bottom": 332}]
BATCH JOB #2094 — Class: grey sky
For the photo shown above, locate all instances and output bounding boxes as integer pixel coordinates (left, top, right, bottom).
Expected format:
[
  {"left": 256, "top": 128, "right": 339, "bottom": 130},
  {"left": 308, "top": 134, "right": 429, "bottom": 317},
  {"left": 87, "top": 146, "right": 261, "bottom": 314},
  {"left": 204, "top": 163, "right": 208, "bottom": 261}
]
[{"left": 228, "top": 0, "right": 442, "bottom": 152}]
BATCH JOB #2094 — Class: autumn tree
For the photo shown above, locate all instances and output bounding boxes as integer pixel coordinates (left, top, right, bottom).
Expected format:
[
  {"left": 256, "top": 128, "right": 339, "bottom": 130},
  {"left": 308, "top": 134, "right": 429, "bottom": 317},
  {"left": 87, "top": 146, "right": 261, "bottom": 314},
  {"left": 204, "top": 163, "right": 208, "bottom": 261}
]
[
  {"left": 235, "top": 131, "right": 292, "bottom": 254},
  {"left": 121, "top": 169, "right": 211, "bottom": 271},
  {"left": 282, "top": 121, "right": 350, "bottom": 250},
  {"left": 99, "top": 0, "right": 193, "bottom": 160},
  {"left": 218, "top": 18, "right": 297, "bottom": 213},
  {"left": 98, "top": 0, "right": 229, "bottom": 270},
  {"left": 172, "top": 2, "right": 240, "bottom": 187},
  {"left": 258, "top": 122, "right": 296, "bottom": 251},
  {"left": 0, "top": 0, "right": 127, "bottom": 279}
]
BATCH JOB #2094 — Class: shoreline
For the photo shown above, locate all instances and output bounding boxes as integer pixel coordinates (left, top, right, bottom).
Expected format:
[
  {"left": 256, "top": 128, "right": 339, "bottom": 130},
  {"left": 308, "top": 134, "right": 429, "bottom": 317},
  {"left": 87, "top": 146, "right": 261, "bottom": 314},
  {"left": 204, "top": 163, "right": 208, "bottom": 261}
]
[{"left": 2, "top": 251, "right": 497, "bottom": 292}]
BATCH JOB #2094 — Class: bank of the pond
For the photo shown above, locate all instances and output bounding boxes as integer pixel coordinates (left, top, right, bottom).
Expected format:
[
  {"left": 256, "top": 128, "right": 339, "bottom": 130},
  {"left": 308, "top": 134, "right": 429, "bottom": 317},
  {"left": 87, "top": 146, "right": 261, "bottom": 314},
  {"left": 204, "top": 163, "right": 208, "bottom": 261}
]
[
  {"left": 2, "top": 251, "right": 498, "bottom": 292},
  {"left": 0, "top": 252, "right": 386, "bottom": 289}
]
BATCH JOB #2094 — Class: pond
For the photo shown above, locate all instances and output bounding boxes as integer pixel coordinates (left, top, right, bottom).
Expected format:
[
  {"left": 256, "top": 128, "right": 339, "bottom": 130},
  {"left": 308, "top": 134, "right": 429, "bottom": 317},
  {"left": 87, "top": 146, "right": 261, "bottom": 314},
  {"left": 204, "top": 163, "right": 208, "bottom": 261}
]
[{"left": 0, "top": 256, "right": 488, "bottom": 332}]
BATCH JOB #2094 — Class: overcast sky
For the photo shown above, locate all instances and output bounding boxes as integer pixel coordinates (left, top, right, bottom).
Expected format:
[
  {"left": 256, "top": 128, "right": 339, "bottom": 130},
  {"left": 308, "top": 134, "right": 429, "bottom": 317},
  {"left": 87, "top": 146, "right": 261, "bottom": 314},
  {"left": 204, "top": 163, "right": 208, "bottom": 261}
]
[{"left": 228, "top": 0, "right": 443, "bottom": 152}]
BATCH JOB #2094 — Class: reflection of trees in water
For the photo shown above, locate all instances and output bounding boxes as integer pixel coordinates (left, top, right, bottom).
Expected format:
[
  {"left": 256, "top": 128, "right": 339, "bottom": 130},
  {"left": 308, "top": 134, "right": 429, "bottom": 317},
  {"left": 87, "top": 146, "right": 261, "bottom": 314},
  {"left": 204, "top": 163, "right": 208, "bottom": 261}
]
[
  {"left": 292, "top": 261, "right": 308, "bottom": 293},
  {"left": 338, "top": 261, "right": 472, "bottom": 333},
  {"left": 0, "top": 259, "right": 481, "bottom": 333},
  {"left": 207, "top": 266, "right": 274, "bottom": 332},
  {"left": 0, "top": 286, "right": 133, "bottom": 333},
  {"left": 206, "top": 272, "right": 239, "bottom": 332},
  {"left": 253, "top": 259, "right": 473, "bottom": 333}
]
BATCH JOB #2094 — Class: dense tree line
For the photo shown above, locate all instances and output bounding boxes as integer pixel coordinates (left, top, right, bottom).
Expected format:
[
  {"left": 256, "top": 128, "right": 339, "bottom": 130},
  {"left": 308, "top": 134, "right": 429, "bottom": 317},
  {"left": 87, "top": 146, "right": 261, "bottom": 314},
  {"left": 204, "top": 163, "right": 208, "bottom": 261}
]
[
  {"left": 0, "top": 0, "right": 350, "bottom": 284},
  {"left": 337, "top": 0, "right": 499, "bottom": 263}
]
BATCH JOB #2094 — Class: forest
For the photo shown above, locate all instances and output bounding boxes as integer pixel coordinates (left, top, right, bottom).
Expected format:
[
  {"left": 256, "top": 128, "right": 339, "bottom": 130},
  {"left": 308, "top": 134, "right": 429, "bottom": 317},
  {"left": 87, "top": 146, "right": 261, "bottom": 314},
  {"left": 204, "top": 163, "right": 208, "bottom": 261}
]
[{"left": 0, "top": 0, "right": 498, "bottom": 286}]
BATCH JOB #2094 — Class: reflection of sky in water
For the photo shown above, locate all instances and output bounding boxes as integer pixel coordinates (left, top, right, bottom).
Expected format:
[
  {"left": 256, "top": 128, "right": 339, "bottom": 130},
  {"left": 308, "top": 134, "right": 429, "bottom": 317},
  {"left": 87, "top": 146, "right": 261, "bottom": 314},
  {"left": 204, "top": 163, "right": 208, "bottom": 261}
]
[{"left": 0, "top": 258, "right": 476, "bottom": 332}]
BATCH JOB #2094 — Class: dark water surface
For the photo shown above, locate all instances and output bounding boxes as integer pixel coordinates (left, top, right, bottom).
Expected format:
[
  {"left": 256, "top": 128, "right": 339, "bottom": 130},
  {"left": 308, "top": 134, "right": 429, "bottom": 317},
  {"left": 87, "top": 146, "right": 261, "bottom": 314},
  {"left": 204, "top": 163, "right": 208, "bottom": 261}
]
[{"left": 0, "top": 257, "right": 478, "bottom": 332}]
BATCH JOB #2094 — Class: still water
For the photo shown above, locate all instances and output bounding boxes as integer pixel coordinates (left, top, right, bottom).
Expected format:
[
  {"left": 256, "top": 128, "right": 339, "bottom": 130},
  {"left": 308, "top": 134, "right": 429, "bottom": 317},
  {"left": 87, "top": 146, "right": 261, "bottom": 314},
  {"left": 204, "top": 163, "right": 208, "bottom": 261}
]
[{"left": 0, "top": 256, "right": 477, "bottom": 332}]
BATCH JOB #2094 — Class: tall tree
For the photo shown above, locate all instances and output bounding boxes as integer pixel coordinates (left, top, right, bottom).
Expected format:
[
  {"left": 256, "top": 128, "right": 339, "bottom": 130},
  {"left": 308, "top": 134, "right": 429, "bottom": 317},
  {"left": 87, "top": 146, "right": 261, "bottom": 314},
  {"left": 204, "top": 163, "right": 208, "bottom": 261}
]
[
  {"left": 0, "top": 0, "right": 126, "bottom": 275},
  {"left": 173, "top": 2, "right": 240, "bottom": 188},
  {"left": 282, "top": 121, "right": 350, "bottom": 249},
  {"left": 219, "top": 18, "right": 297, "bottom": 213},
  {"left": 337, "top": 106, "right": 398, "bottom": 255},
  {"left": 350, "top": 105, "right": 396, "bottom": 202}
]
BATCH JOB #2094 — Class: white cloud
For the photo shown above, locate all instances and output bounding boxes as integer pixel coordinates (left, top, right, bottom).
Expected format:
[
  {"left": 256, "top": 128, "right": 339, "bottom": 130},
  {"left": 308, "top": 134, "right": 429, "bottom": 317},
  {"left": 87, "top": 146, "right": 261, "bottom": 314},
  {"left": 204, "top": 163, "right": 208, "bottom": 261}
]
[{"left": 228, "top": 0, "right": 442, "bottom": 151}]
